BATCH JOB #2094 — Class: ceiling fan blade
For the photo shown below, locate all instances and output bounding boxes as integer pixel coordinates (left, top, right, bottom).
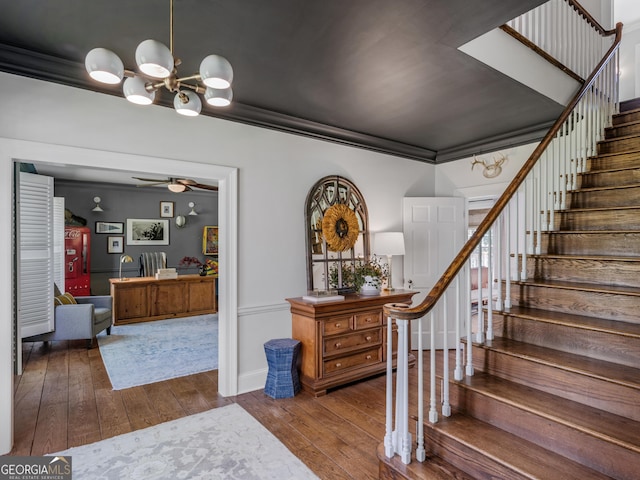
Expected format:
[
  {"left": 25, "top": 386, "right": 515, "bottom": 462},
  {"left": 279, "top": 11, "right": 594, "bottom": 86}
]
[
  {"left": 133, "top": 176, "right": 169, "bottom": 183},
  {"left": 136, "top": 182, "right": 170, "bottom": 187},
  {"left": 191, "top": 183, "right": 219, "bottom": 191}
]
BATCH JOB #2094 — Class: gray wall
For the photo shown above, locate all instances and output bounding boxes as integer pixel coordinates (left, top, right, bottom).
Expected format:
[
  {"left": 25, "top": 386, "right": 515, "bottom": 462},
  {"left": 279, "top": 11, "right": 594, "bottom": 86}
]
[{"left": 54, "top": 179, "right": 218, "bottom": 294}]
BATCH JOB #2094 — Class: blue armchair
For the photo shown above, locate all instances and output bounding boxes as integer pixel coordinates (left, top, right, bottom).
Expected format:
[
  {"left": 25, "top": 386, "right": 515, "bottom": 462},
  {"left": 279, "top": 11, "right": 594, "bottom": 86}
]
[{"left": 24, "top": 295, "right": 113, "bottom": 348}]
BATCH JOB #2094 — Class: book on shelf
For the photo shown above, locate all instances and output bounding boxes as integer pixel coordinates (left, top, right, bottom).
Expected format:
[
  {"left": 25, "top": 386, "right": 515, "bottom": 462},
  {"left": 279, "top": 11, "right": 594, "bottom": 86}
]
[{"left": 302, "top": 294, "right": 345, "bottom": 303}]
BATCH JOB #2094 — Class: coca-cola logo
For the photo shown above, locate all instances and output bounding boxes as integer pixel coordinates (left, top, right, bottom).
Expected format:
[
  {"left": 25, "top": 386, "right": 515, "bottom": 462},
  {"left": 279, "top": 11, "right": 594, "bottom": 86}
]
[{"left": 65, "top": 230, "right": 81, "bottom": 239}]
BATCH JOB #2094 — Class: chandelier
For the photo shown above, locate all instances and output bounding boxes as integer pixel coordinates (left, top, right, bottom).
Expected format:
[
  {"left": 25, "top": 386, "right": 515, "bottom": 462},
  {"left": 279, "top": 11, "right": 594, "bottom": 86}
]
[{"left": 84, "top": 0, "right": 233, "bottom": 116}]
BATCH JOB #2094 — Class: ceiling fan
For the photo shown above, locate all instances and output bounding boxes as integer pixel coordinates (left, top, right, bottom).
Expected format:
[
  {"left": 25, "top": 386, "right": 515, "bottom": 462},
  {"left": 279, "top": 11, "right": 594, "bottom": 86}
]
[{"left": 133, "top": 177, "right": 218, "bottom": 192}]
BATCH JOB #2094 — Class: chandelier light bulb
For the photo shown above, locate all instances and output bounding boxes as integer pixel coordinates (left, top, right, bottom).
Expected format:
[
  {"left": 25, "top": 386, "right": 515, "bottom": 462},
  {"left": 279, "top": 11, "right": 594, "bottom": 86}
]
[
  {"left": 199, "top": 55, "right": 233, "bottom": 89},
  {"left": 205, "top": 87, "right": 233, "bottom": 107},
  {"left": 135, "top": 39, "right": 174, "bottom": 79},
  {"left": 85, "top": 48, "right": 124, "bottom": 84},
  {"left": 123, "top": 76, "right": 155, "bottom": 105},
  {"left": 174, "top": 90, "right": 202, "bottom": 116}
]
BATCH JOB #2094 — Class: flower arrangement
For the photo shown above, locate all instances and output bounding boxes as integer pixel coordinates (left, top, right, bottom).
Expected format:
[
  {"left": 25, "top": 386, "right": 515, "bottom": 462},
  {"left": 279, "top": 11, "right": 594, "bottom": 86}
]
[
  {"left": 329, "top": 257, "right": 388, "bottom": 291},
  {"left": 179, "top": 256, "right": 203, "bottom": 268}
]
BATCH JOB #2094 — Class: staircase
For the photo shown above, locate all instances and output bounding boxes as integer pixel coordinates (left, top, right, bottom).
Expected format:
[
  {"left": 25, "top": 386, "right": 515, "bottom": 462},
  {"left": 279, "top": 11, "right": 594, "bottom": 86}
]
[{"left": 380, "top": 100, "right": 640, "bottom": 479}]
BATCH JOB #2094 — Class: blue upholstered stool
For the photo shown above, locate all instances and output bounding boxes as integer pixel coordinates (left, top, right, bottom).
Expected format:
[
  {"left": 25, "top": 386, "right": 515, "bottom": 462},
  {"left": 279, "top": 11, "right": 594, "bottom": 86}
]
[{"left": 264, "top": 338, "right": 301, "bottom": 399}]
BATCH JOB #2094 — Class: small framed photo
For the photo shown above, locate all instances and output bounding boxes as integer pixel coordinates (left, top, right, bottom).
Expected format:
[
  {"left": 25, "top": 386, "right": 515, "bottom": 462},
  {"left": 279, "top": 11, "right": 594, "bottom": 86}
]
[
  {"left": 107, "top": 236, "right": 124, "bottom": 254},
  {"left": 96, "top": 221, "right": 124, "bottom": 234},
  {"left": 160, "top": 201, "right": 175, "bottom": 218}
]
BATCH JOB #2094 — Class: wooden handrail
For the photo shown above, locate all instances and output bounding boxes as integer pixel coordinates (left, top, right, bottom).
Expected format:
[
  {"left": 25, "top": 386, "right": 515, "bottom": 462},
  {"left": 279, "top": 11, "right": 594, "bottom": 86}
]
[
  {"left": 384, "top": 22, "right": 622, "bottom": 321},
  {"left": 568, "top": 0, "right": 617, "bottom": 35}
]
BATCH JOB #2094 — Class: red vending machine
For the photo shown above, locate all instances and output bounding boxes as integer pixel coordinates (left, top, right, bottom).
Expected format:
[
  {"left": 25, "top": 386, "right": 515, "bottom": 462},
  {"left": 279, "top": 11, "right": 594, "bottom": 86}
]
[{"left": 64, "top": 226, "right": 91, "bottom": 296}]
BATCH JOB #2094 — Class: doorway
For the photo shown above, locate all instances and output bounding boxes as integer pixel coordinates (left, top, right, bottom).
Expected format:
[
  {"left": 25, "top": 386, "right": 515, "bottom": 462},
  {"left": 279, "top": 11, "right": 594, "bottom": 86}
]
[{"left": 0, "top": 139, "right": 239, "bottom": 454}]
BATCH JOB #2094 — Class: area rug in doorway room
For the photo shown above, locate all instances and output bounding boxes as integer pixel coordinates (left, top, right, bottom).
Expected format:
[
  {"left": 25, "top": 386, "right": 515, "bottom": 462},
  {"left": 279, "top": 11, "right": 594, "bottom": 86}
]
[
  {"left": 97, "top": 314, "right": 218, "bottom": 390},
  {"left": 52, "top": 403, "right": 319, "bottom": 480}
]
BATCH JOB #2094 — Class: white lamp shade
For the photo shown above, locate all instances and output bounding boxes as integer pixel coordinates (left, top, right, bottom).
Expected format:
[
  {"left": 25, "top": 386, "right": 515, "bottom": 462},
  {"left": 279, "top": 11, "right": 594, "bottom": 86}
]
[
  {"left": 205, "top": 87, "right": 233, "bottom": 107},
  {"left": 85, "top": 48, "right": 124, "bottom": 84},
  {"left": 199, "top": 54, "right": 233, "bottom": 89},
  {"left": 123, "top": 76, "right": 155, "bottom": 105},
  {"left": 135, "top": 39, "right": 174, "bottom": 78},
  {"left": 168, "top": 182, "right": 187, "bottom": 192},
  {"left": 174, "top": 90, "right": 202, "bottom": 116},
  {"left": 374, "top": 232, "right": 405, "bottom": 256}
]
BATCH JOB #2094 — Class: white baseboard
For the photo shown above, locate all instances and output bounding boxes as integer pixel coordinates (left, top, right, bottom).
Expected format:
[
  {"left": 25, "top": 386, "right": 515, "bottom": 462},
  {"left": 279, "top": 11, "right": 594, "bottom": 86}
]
[{"left": 237, "top": 367, "right": 268, "bottom": 395}]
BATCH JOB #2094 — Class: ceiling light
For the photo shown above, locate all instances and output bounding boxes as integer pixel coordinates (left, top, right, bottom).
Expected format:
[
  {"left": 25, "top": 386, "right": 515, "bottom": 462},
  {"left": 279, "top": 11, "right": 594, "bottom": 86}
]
[
  {"left": 84, "top": 0, "right": 233, "bottom": 117},
  {"left": 168, "top": 182, "right": 187, "bottom": 193},
  {"left": 205, "top": 87, "right": 232, "bottom": 107}
]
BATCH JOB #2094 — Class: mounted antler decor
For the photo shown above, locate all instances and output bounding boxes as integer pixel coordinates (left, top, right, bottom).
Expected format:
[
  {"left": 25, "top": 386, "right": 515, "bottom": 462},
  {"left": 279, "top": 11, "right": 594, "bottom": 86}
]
[{"left": 471, "top": 152, "right": 508, "bottom": 178}]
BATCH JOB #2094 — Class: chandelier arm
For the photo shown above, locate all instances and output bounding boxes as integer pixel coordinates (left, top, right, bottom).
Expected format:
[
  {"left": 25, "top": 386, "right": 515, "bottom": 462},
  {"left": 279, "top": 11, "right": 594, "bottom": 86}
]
[{"left": 176, "top": 81, "right": 206, "bottom": 94}]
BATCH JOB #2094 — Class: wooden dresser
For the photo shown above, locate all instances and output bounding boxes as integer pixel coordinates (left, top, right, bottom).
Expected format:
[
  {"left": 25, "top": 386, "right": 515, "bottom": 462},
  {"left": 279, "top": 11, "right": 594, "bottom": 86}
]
[
  {"left": 109, "top": 274, "right": 216, "bottom": 325},
  {"left": 287, "top": 290, "right": 417, "bottom": 396}
]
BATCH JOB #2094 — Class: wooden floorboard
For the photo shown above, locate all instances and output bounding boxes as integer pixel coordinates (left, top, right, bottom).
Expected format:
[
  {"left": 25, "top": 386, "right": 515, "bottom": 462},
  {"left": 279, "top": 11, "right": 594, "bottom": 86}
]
[{"left": 11, "top": 340, "right": 434, "bottom": 480}]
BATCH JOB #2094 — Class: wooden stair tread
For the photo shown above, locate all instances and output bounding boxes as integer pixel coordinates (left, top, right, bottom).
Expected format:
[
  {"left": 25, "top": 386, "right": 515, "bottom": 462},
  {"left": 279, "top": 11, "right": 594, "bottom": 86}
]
[
  {"left": 430, "top": 414, "right": 611, "bottom": 479},
  {"left": 572, "top": 182, "right": 640, "bottom": 193},
  {"left": 513, "top": 278, "right": 640, "bottom": 296},
  {"left": 545, "top": 229, "right": 640, "bottom": 234},
  {"left": 531, "top": 253, "right": 640, "bottom": 262},
  {"left": 580, "top": 165, "right": 640, "bottom": 175},
  {"left": 558, "top": 204, "right": 640, "bottom": 213},
  {"left": 456, "top": 372, "right": 640, "bottom": 453},
  {"left": 606, "top": 118, "right": 640, "bottom": 129},
  {"left": 501, "top": 305, "right": 640, "bottom": 338},
  {"left": 482, "top": 337, "right": 640, "bottom": 390},
  {"left": 598, "top": 132, "right": 640, "bottom": 144},
  {"left": 589, "top": 148, "right": 640, "bottom": 159}
]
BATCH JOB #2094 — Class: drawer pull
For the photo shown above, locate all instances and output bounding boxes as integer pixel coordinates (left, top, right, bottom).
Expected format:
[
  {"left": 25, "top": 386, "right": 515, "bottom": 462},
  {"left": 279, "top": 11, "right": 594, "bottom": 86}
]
[
  {"left": 335, "top": 362, "right": 342, "bottom": 368},
  {"left": 335, "top": 342, "right": 342, "bottom": 348},
  {"left": 365, "top": 336, "right": 372, "bottom": 342},
  {"left": 366, "top": 355, "right": 372, "bottom": 360},
  {"left": 335, "top": 323, "right": 342, "bottom": 328},
  {"left": 365, "top": 317, "right": 372, "bottom": 323}
]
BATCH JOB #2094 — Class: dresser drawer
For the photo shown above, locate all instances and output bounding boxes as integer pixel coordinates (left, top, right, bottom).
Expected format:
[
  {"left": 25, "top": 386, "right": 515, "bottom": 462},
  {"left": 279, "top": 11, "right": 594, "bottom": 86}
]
[
  {"left": 323, "top": 347, "right": 382, "bottom": 375},
  {"left": 323, "top": 328, "right": 382, "bottom": 356},
  {"left": 354, "top": 310, "right": 382, "bottom": 330},
  {"left": 322, "top": 315, "right": 352, "bottom": 336}
]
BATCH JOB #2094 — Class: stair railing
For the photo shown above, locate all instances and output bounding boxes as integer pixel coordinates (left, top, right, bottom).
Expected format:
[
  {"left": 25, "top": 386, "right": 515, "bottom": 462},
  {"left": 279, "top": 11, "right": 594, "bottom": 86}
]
[{"left": 383, "top": 5, "right": 622, "bottom": 465}]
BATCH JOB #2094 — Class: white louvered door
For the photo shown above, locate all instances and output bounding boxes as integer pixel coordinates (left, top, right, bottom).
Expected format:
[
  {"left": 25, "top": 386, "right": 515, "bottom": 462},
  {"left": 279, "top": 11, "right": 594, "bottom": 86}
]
[{"left": 18, "top": 172, "right": 55, "bottom": 338}]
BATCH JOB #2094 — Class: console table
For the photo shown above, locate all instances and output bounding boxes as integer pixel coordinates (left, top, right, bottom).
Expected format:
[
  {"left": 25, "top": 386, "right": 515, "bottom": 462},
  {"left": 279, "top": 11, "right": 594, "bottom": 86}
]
[
  {"left": 109, "top": 274, "right": 216, "bottom": 325},
  {"left": 287, "top": 290, "right": 417, "bottom": 396}
]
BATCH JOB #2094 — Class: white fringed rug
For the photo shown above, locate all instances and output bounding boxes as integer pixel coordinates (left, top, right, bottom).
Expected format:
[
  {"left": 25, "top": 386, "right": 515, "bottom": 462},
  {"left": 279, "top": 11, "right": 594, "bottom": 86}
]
[
  {"left": 52, "top": 403, "right": 318, "bottom": 480},
  {"left": 97, "top": 314, "right": 218, "bottom": 390}
]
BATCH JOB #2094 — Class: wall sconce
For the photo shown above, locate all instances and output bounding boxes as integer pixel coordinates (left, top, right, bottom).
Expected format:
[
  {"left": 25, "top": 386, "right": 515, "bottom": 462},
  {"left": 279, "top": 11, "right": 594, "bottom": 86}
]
[
  {"left": 175, "top": 215, "right": 187, "bottom": 228},
  {"left": 119, "top": 254, "right": 133, "bottom": 280},
  {"left": 188, "top": 201, "right": 198, "bottom": 215},
  {"left": 373, "top": 232, "right": 405, "bottom": 291},
  {"left": 92, "top": 196, "right": 104, "bottom": 212}
]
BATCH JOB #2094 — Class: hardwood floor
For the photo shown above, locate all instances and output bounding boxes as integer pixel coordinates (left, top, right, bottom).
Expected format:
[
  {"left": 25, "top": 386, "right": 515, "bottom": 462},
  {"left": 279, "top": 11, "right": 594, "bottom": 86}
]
[{"left": 10, "top": 339, "right": 445, "bottom": 479}]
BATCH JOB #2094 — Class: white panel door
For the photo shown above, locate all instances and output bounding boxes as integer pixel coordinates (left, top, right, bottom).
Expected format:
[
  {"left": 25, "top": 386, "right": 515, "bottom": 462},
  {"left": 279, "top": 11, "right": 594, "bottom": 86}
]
[
  {"left": 18, "top": 172, "right": 55, "bottom": 338},
  {"left": 403, "top": 197, "right": 466, "bottom": 349}
]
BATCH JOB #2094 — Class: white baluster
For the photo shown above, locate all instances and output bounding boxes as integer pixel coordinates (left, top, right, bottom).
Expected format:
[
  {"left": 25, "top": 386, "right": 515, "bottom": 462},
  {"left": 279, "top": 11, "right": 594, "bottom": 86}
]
[
  {"left": 486, "top": 227, "right": 494, "bottom": 341},
  {"left": 429, "top": 311, "right": 438, "bottom": 424},
  {"left": 505, "top": 202, "right": 512, "bottom": 309},
  {"left": 475, "top": 247, "right": 485, "bottom": 344},
  {"left": 495, "top": 213, "right": 503, "bottom": 311},
  {"left": 416, "top": 314, "right": 425, "bottom": 462},
  {"left": 384, "top": 315, "right": 394, "bottom": 458},
  {"left": 442, "top": 293, "right": 451, "bottom": 417},
  {"left": 466, "top": 261, "right": 475, "bottom": 376},
  {"left": 454, "top": 275, "right": 463, "bottom": 381}
]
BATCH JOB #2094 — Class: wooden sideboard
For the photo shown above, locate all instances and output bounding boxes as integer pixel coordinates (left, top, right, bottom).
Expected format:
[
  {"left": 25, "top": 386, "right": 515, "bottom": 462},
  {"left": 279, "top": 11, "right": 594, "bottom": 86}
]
[
  {"left": 287, "top": 290, "right": 417, "bottom": 396},
  {"left": 109, "top": 274, "right": 217, "bottom": 325}
]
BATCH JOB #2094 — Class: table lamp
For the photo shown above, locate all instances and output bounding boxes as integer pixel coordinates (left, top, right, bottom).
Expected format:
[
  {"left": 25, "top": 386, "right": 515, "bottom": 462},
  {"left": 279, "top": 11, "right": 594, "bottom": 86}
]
[
  {"left": 119, "top": 254, "right": 134, "bottom": 280},
  {"left": 374, "top": 232, "right": 405, "bottom": 291}
]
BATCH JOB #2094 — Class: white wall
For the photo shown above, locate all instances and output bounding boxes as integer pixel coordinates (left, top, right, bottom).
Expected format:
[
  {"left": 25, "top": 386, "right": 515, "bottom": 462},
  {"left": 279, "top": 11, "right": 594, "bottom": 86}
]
[
  {"left": 0, "top": 71, "right": 435, "bottom": 454},
  {"left": 618, "top": 22, "right": 640, "bottom": 101},
  {"left": 434, "top": 144, "right": 536, "bottom": 199}
]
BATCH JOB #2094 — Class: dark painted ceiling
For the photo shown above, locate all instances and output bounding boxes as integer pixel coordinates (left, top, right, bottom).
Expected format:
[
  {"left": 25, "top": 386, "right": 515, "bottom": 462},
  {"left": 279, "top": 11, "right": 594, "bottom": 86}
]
[{"left": 0, "top": 0, "right": 561, "bottom": 163}]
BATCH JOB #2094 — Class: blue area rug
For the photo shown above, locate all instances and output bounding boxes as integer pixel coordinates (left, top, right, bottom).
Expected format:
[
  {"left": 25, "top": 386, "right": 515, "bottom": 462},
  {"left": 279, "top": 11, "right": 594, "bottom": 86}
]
[{"left": 97, "top": 314, "right": 218, "bottom": 390}]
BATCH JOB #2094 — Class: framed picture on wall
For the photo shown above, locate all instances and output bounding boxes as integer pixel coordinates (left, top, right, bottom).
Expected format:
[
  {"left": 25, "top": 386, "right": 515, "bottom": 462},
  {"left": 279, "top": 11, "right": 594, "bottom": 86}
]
[
  {"left": 126, "top": 219, "right": 170, "bottom": 245},
  {"left": 95, "top": 221, "right": 124, "bottom": 234},
  {"left": 160, "top": 201, "right": 174, "bottom": 218},
  {"left": 107, "top": 236, "right": 124, "bottom": 254},
  {"left": 203, "top": 226, "right": 218, "bottom": 255}
]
